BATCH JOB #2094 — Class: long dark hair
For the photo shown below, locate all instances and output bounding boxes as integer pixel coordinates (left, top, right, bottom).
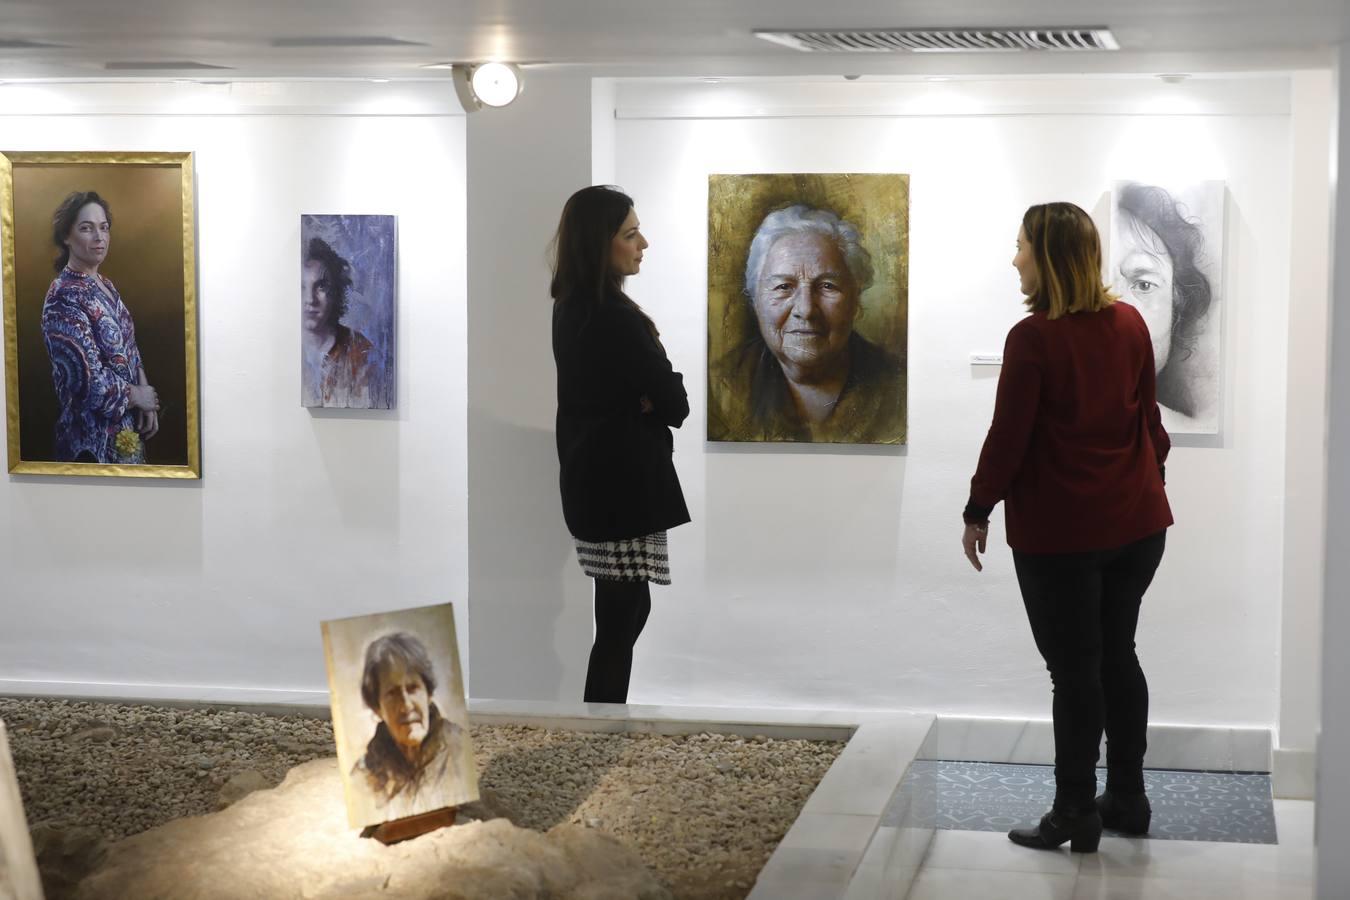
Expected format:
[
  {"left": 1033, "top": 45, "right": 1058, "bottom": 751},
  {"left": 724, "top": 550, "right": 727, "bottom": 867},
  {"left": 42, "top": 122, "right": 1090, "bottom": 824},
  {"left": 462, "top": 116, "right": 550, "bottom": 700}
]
[
  {"left": 549, "top": 185, "right": 657, "bottom": 335},
  {"left": 52, "top": 191, "right": 112, "bottom": 272}
]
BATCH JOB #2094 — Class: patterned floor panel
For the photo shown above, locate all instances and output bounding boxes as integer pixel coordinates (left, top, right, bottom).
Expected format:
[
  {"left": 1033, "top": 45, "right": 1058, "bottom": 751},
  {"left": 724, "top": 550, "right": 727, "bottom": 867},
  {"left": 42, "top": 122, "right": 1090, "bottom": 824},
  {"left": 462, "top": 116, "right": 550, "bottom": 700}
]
[{"left": 882, "top": 760, "right": 1277, "bottom": 844}]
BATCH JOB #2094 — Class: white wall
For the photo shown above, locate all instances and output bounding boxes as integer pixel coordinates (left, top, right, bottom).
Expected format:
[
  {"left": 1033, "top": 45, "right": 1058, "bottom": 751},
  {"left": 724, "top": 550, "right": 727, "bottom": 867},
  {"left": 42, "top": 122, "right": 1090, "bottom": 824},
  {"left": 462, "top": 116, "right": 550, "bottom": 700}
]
[
  {"left": 596, "top": 76, "right": 1307, "bottom": 726},
  {"left": 1281, "top": 70, "right": 1333, "bottom": 764},
  {"left": 0, "top": 82, "right": 469, "bottom": 704},
  {"left": 1317, "top": 43, "right": 1350, "bottom": 900}
]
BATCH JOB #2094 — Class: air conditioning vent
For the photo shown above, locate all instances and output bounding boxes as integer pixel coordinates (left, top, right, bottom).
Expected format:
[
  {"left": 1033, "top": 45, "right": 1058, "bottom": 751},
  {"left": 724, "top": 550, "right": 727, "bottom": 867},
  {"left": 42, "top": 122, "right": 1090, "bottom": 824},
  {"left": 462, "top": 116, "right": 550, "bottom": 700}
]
[
  {"left": 0, "top": 39, "right": 63, "bottom": 49},
  {"left": 104, "top": 61, "right": 234, "bottom": 70},
  {"left": 271, "top": 36, "right": 427, "bottom": 48},
  {"left": 754, "top": 28, "right": 1120, "bottom": 53}
]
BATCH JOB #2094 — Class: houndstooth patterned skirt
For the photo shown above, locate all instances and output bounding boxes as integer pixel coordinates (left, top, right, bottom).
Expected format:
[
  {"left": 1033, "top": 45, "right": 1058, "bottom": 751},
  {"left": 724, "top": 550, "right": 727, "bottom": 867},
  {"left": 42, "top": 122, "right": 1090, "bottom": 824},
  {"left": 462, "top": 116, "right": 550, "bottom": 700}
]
[{"left": 575, "top": 531, "right": 670, "bottom": 584}]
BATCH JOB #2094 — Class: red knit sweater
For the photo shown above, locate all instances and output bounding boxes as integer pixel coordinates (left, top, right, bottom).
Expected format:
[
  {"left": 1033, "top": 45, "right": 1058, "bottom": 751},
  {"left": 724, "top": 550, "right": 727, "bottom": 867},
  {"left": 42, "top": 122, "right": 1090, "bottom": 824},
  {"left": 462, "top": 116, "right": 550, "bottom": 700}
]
[{"left": 967, "top": 302, "right": 1173, "bottom": 554}]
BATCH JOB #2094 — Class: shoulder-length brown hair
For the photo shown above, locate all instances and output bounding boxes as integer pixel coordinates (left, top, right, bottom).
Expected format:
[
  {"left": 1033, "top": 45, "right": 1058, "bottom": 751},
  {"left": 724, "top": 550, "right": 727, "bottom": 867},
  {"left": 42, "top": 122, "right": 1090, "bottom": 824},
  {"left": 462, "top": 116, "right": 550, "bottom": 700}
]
[{"left": 1021, "top": 202, "right": 1116, "bottom": 319}]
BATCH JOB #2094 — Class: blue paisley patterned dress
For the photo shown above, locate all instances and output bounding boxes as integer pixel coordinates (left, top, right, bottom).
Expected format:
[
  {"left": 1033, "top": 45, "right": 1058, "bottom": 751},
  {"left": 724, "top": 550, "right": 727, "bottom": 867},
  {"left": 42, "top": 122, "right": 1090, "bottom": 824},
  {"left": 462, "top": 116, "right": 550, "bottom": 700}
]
[{"left": 40, "top": 268, "right": 146, "bottom": 464}]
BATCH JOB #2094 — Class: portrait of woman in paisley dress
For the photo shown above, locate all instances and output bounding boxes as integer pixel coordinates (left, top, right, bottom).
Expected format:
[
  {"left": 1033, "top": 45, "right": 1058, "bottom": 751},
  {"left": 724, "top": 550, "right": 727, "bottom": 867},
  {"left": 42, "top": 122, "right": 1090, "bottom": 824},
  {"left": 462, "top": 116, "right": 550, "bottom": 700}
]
[{"left": 40, "top": 190, "right": 161, "bottom": 464}]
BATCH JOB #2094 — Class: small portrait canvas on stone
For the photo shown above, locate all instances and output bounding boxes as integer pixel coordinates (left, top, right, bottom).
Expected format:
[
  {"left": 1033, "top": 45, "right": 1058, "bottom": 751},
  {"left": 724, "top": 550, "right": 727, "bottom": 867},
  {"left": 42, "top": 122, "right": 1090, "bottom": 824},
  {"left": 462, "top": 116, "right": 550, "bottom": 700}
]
[
  {"left": 300, "top": 214, "right": 397, "bottom": 409},
  {"left": 0, "top": 720, "right": 44, "bottom": 900},
  {"left": 707, "top": 173, "right": 909, "bottom": 444},
  {"left": 1108, "top": 180, "right": 1225, "bottom": 435},
  {"left": 321, "top": 603, "right": 477, "bottom": 829}
]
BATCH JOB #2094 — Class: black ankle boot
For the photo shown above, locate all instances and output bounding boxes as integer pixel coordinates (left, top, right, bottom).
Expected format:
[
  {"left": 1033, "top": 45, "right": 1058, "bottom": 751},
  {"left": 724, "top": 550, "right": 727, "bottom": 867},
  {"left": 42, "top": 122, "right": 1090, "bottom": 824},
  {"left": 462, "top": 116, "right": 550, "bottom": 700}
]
[
  {"left": 1097, "top": 790, "right": 1151, "bottom": 834},
  {"left": 1008, "top": 806, "right": 1102, "bottom": 852}
]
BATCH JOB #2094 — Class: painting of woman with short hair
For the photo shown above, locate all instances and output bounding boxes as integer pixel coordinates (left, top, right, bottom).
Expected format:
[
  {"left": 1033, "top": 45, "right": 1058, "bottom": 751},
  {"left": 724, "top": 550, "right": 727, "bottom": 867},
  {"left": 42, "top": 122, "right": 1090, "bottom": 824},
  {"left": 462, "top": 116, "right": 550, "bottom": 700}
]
[
  {"left": 300, "top": 214, "right": 396, "bottom": 409},
  {"left": 321, "top": 603, "right": 476, "bottom": 829}
]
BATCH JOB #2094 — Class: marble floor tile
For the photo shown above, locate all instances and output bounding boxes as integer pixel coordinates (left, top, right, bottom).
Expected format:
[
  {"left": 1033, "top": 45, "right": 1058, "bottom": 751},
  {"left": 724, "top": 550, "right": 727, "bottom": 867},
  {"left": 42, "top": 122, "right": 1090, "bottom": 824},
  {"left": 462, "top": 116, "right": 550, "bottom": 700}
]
[
  {"left": 749, "top": 847, "right": 857, "bottom": 899},
  {"left": 906, "top": 868, "right": 1078, "bottom": 900},
  {"left": 1273, "top": 799, "right": 1314, "bottom": 846},
  {"left": 1079, "top": 834, "right": 1313, "bottom": 884},
  {"left": 777, "top": 812, "right": 878, "bottom": 855},
  {"left": 920, "top": 828, "right": 1084, "bottom": 876},
  {"left": 1072, "top": 874, "right": 1313, "bottom": 900}
]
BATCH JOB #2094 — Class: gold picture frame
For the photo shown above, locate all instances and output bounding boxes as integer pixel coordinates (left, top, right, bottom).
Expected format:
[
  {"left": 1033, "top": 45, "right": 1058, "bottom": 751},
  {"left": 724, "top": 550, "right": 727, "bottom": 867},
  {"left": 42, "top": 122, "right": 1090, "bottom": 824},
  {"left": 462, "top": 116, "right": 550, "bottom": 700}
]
[
  {"left": 707, "top": 173, "right": 909, "bottom": 445},
  {"left": 2, "top": 151, "right": 200, "bottom": 478}
]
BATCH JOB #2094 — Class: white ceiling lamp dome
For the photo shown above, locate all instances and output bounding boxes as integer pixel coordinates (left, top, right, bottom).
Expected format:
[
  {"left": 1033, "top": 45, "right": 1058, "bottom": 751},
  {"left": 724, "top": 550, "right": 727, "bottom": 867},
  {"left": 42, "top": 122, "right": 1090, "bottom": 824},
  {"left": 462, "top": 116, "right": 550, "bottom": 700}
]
[{"left": 470, "top": 62, "right": 522, "bottom": 107}]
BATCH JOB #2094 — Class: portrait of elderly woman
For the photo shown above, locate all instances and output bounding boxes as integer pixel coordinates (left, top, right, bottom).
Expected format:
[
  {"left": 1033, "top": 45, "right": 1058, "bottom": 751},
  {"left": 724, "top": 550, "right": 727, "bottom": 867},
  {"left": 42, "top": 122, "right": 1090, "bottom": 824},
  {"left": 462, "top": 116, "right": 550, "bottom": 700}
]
[
  {"left": 352, "top": 632, "right": 470, "bottom": 818},
  {"left": 1110, "top": 181, "right": 1224, "bottom": 434},
  {"left": 322, "top": 604, "right": 476, "bottom": 828},
  {"left": 708, "top": 175, "right": 908, "bottom": 444}
]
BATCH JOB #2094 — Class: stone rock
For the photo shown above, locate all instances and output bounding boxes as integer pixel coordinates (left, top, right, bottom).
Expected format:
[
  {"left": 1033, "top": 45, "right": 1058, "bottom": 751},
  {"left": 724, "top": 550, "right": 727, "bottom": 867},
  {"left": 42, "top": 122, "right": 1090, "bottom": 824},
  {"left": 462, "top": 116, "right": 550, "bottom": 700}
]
[
  {"left": 64, "top": 726, "right": 117, "bottom": 745},
  {"left": 30, "top": 824, "right": 107, "bottom": 900},
  {"left": 72, "top": 759, "right": 671, "bottom": 900},
  {"left": 216, "top": 770, "right": 272, "bottom": 810},
  {"left": 457, "top": 786, "right": 516, "bottom": 824},
  {"left": 273, "top": 737, "right": 306, "bottom": 755}
]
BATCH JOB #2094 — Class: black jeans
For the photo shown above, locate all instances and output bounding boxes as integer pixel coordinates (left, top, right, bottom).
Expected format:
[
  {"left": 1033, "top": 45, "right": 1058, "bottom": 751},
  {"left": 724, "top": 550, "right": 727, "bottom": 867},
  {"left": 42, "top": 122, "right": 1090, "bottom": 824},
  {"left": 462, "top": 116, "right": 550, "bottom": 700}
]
[
  {"left": 1013, "top": 530, "right": 1167, "bottom": 812},
  {"left": 582, "top": 579, "right": 652, "bottom": 704}
]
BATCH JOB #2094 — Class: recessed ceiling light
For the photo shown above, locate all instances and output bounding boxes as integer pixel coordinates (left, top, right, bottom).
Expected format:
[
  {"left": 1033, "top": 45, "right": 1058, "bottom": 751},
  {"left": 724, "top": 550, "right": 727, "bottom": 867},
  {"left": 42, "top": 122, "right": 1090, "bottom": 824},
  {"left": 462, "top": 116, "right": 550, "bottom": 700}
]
[
  {"left": 106, "top": 61, "right": 232, "bottom": 71},
  {"left": 369, "top": 78, "right": 390, "bottom": 83},
  {"left": 924, "top": 76, "right": 954, "bottom": 82},
  {"left": 1156, "top": 73, "right": 1191, "bottom": 84},
  {"left": 700, "top": 77, "right": 723, "bottom": 84}
]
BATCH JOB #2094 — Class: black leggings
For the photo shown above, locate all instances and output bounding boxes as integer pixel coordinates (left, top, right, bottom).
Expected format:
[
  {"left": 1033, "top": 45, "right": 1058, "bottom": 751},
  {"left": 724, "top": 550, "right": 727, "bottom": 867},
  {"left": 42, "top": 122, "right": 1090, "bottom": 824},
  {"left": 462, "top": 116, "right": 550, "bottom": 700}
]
[
  {"left": 1013, "top": 530, "right": 1167, "bottom": 811},
  {"left": 583, "top": 579, "right": 652, "bottom": 704}
]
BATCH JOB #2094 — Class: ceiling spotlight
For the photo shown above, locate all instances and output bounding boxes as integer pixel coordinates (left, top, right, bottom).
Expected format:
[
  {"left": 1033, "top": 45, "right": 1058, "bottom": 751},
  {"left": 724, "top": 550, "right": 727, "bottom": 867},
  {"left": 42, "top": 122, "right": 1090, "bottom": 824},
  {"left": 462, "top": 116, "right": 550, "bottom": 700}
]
[
  {"left": 452, "top": 62, "right": 522, "bottom": 111},
  {"left": 1156, "top": 73, "right": 1191, "bottom": 84}
]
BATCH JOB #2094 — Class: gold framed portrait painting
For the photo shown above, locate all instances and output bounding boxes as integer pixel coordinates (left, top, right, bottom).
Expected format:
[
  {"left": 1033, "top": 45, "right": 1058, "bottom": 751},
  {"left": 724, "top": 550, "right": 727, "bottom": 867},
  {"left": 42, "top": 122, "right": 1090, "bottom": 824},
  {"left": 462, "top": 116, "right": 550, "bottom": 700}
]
[
  {"left": 1, "top": 151, "right": 200, "bottom": 478},
  {"left": 707, "top": 173, "right": 909, "bottom": 445},
  {"left": 321, "top": 602, "right": 478, "bottom": 829}
]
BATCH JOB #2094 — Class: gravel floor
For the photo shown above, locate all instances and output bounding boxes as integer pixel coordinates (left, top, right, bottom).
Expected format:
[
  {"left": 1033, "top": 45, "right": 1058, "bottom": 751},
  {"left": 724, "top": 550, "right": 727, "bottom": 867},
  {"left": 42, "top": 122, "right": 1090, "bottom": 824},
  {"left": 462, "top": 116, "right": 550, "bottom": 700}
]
[{"left": 0, "top": 698, "right": 844, "bottom": 900}]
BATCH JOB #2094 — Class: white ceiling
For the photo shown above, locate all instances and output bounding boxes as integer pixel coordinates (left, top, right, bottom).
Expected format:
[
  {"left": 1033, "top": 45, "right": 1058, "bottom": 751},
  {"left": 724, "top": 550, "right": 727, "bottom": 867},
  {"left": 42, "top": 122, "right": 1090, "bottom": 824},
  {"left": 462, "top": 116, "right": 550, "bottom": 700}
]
[{"left": 0, "top": 0, "right": 1345, "bottom": 80}]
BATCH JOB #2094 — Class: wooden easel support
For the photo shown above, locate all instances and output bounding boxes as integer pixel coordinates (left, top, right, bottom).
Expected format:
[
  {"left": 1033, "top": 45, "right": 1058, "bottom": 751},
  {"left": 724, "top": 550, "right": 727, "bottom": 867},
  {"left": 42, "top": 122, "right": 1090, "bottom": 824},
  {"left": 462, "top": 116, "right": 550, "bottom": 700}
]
[{"left": 361, "top": 807, "right": 457, "bottom": 845}]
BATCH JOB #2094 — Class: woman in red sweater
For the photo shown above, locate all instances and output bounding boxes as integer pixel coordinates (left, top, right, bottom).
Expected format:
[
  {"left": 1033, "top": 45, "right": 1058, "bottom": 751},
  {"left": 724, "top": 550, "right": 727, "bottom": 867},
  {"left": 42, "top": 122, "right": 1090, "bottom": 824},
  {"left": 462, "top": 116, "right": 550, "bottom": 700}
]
[{"left": 963, "top": 202, "right": 1173, "bottom": 853}]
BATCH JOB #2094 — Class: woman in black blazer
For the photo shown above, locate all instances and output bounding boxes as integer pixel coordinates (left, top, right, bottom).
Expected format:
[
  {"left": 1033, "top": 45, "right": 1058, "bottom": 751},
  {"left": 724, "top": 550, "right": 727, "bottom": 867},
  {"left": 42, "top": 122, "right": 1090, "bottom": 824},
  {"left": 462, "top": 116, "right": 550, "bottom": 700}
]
[{"left": 550, "top": 185, "right": 690, "bottom": 703}]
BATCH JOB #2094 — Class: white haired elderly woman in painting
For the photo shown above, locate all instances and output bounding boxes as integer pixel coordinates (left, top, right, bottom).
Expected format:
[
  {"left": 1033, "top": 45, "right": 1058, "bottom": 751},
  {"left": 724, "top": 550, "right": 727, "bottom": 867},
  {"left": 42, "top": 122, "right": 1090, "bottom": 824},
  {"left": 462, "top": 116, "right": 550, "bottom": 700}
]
[
  {"left": 708, "top": 204, "right": 905, "bottom": 444},
  {"left": 353, "top": 632, "right": 468, "bottom": 818}
]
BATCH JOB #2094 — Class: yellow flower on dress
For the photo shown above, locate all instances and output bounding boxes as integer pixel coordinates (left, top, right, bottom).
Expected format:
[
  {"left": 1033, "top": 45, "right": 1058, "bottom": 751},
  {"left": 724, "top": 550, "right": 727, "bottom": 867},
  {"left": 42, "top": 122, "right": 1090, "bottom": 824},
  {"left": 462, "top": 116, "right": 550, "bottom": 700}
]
[{"left": 114, "top": 427, "right": 141, "bottom": 460}]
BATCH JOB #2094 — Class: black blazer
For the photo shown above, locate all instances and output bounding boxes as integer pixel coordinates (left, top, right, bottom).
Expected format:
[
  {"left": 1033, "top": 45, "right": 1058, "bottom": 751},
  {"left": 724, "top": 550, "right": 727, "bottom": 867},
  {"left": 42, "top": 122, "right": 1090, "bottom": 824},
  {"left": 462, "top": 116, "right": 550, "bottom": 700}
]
[{"left": 553, "top": 296, "right": 690, "bottom": 542}]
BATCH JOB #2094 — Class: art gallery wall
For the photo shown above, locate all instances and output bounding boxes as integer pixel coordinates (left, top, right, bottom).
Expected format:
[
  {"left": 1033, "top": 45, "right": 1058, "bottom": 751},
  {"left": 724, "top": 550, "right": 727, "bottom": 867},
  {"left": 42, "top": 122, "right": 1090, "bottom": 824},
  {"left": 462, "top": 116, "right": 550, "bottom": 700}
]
[
  {"left": 0, "top": 82, "right": 470, "bottom": 704},
  {"left": 575, "top": 74, "right": 1324, "bottom": 731}
]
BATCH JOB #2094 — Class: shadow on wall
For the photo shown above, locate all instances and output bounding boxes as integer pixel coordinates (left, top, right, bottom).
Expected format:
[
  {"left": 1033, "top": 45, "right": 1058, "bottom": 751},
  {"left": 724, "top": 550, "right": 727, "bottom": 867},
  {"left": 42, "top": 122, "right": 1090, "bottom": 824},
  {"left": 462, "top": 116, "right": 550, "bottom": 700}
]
[{"left": 468, "top": 412, "right": 591, "bottom": 703}]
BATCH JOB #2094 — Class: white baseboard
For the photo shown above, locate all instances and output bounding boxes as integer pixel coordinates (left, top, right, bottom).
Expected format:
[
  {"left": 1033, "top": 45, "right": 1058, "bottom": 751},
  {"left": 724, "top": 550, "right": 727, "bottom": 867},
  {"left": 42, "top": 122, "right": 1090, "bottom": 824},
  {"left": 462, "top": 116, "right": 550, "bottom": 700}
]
[
  {"left": 1273, "top": 748, "right": 1317, "bottom": 800},
  {"left": 930, "top": 716, "right": 1273, "bottom": 773}
]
